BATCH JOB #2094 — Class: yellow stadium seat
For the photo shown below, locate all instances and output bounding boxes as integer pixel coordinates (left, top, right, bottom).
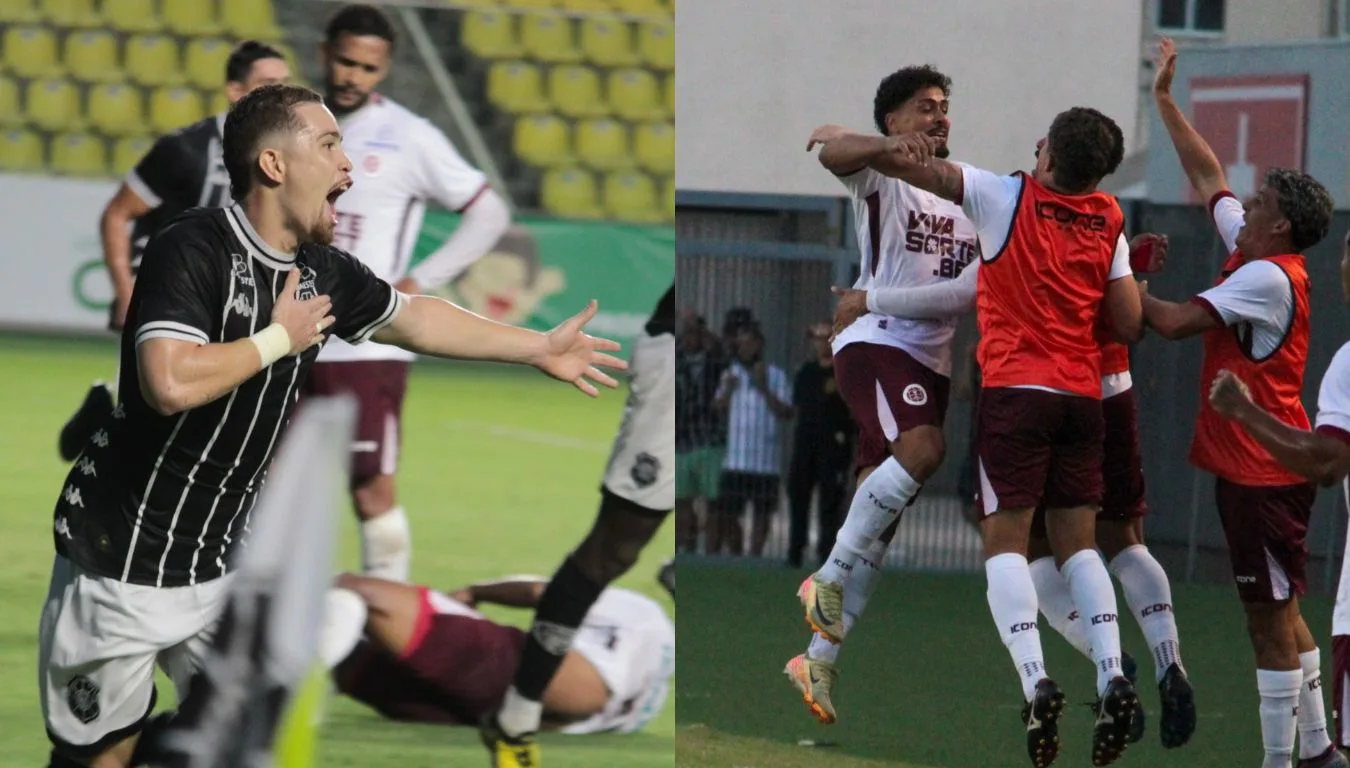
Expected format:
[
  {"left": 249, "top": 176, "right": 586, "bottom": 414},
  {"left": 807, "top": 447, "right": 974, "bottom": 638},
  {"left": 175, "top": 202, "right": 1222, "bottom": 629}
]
[
  {"left": 64, "top": 30, "right": 123, "bottom": 84},
  {"left": 548, "top": 65, "right": 607, "bottom": 118},
  {"left": 0, "top": 0, "right": 42, "bottom": 23},
  {"left": 610, "top": 0, "right": 667, "bottom": 18},
  {"left": 603, "top": 169, "right": 662, "bottom": 222},
  {"left": 102, "top": 0, "right": 162, "bottom": 32},
  {"left": 220, "top": 0, "right": 282, "bottom": 39},
  {"left": 162, "top": 0, "right": 221, "bottom": 36},
  {"left": 608, "top": 67, "right": 662, "bottom": 121},
  {"left": 209, "top": 91, "right": 230, "bottom": 115},
  {"left": 637, "top": 21, "right": 672, "bottom": 70},
  {"left": 125, "top": 35, "right": 183, "bottom": 87},
  {"left": 111, "top": 134, "right": 152, "bottom": 176},
  {"left": 42, "top": 0, "right": 99, "bottom": 27},
  {"left": 513, "top": 113, "right": 571, "bottom": 168},
  {"left": 150, "top": 86, "right": 205, "bottom": 133},
  {"left": 3, "top": 26, "right": 61, "bottom": 79},
  {"left": 51, "top": 131, "right": 108, "bottom": 176},
  {"left": 487, "top": 61, "right": 549, "bottom": 114},
  {"left": 505, "top": 0, "right": 557, "bottom": 8},
  {"left": 520, "top": 12, "right": 581, "bottom": 63},
  {"left": 579, "top": 17, "right": 636, "bottom": 67},
  {"left": 633, "top": 121, "right": 672, "bottom": 174},
  {"left": 25, "top": 77, "right": 81, "bottom": 131},
  {"left": 541, "top": 167, "right": 603, "bottom": 219},
  {"left": 575, "top": 118, "right": 631, "bottom": 170},
  {"left": 664, "top": 73, "right": 674, "bottom": 116},
  {"left": 461, "top": 11, "right": 522, "bottom": 60},
  {"left": 0, "top": 129, "right": 45, "bottom": 172},
  {"left": 0, "top": 76, "right": 21, "bottom": 127},
  {"left": 87, "top": 82, "right": 146, "bottom": 137},
  {"left": 185, "top": 38, "right": 234, "bottom": 90},
  {"left": 455, "top": 0, "right": 498, "bottom": 5},
  {"left": 560, "top": 0, "right": 613, "bottom": 11}
]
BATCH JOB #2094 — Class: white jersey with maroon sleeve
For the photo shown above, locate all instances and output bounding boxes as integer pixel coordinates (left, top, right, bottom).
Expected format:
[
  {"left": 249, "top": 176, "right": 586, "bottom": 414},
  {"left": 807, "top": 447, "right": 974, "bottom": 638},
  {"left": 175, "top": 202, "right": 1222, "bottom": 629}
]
[
  {"left": 830, "top": 164, "right": 980, "bottom": 376},
  {"left": 319, "top": 94, "right": 489, "bottom": 363},
  {"left": 1314, "top": 342, "right": 1350, "bottom": 636}
]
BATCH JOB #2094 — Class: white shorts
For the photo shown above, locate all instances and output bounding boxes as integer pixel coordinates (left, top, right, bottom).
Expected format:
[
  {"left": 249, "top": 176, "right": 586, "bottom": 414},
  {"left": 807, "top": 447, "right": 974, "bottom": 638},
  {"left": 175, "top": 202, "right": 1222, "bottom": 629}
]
[
  {"left": 38, "top": 556, "right": 231, "bottom": 754},
  {"left": 561, "top": 589, "right": 675, "bottom": 734},
  {"left": 602, "top": 332, "right": 675, "bottom": 512}
]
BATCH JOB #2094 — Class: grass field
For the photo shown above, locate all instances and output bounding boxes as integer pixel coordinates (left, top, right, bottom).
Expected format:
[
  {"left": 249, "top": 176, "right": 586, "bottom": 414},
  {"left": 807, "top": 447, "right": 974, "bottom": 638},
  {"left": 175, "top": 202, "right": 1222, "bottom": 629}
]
[
  {"left": 0, "top": 334, "right": 674, "bottom": 768},
  {"left": 676, "top": 562, "right": 1334, "bottom": 768}
]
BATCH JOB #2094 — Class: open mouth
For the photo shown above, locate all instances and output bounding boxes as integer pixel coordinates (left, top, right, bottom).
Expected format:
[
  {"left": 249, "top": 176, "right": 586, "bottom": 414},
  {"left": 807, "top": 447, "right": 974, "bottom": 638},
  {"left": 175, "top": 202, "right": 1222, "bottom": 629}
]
[
  {"left": 928, "top": 130, "right": 948, "bottom": 142},
  {"left": 325, "top": 180, "right": 351, "bottom": 225}
]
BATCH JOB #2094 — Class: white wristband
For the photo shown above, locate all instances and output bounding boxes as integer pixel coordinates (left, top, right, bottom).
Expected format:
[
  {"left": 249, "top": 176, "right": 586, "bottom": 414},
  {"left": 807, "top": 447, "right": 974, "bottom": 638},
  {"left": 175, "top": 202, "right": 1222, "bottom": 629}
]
[{"left": 249, "top": 323, "right": 291, "bottom": 368}]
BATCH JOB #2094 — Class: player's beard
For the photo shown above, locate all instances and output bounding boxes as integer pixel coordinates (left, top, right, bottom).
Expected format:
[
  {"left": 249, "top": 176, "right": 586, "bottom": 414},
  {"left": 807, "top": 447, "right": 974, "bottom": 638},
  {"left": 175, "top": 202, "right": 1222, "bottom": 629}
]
[
  {"left": 935, "top": 143, "right": 951, "bottom": 160},
  {"left": 311, "top": 214, "right": 337, "bottom": 247},
  {"left": 326, "top": 82, "right": 368, "bottom": 117}
]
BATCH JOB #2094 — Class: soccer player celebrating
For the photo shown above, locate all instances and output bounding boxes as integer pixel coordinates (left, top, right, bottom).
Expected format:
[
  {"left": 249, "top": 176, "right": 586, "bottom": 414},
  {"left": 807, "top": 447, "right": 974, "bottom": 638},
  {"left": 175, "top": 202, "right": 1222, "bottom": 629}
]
[
  {"left": 788, "top": 66, "right": 977, "bottom": 724},
  {"left": 1146, "top": 36, "right": 1337, "bottom": 768},
  {"left": 57, "top": 41, "right": 292, "bottom": 461},
  {"left": 301, "top": 4, "right": 512, "bottom": 582},
  {"left": 37, "top": 84, "right": 625, "bottom": 768}
]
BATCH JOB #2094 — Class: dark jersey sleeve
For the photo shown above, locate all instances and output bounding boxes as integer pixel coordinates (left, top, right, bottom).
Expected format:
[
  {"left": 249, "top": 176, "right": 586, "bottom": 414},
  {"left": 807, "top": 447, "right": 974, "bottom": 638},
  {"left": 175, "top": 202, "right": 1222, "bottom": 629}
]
[
  {"left": 126, "top": 133, "right": 191, "bottom": 209},
  {"left": 325, "top": 248, "right": 402, "bottom": 344},
  {"left": 133, "top": 222, "right": 223, "bottom": 347}
]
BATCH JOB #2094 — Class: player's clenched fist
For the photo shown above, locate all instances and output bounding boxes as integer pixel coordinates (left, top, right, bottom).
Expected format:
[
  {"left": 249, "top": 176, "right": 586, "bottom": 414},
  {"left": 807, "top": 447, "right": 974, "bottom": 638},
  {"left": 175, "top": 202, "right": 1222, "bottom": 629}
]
[
  {"left": 1208, "top": 368, "right": 1253, "bottom": 418},
  {"left": 273, "top": 267, "right": 336, "bottom": 354}
]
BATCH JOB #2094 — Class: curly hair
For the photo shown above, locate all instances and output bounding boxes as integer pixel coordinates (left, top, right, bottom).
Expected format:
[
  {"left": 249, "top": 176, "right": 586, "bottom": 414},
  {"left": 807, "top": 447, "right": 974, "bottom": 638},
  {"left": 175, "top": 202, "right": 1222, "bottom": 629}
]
[
  {"left": 326, "top": 3, "right": 396, "bottom": 49},
  {"left": 873, "top": 65, "right": 951, "bottom": 135},
  {"left": 1264, "top": 168, "right": 1333, "bottom": 252},
  {"left": 1045, "top": 107, "right": 1124, "bottom": 193}
]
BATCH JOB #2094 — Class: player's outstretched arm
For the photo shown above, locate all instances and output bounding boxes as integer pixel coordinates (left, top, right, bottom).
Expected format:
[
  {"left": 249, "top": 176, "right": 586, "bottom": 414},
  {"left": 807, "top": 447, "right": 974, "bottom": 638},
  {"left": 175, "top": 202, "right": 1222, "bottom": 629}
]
[
  {"left": 1139, "top": 290, "right": 1220, "bottom": 340},
  {"left": 1210, "top": 370, "right": 1350, "bottom": 486},
  {"left": 373, "top": 296, "right": 626, "bottom": 397},
  {"left": 1152, "top": 37, "right": 1228, "bottom": 203},
  {"left": 454, "top": 576, "right": 550, "bottom": 609},
  {"left": 863, "top": 258, "right": 979, "bottom": 320},
  {"left": 807, "top": 127, "right": 961, "bottom": 201},
  {"left": 807, "top": 126, "right": 891, "bottom": 176}
]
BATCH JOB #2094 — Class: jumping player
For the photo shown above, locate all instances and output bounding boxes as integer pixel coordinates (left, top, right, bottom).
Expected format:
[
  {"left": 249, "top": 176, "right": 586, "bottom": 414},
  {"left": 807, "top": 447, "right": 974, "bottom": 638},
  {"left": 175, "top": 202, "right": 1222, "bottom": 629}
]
[{"left": 1146, "top": 37, "right": 1337, "bottom": 768}]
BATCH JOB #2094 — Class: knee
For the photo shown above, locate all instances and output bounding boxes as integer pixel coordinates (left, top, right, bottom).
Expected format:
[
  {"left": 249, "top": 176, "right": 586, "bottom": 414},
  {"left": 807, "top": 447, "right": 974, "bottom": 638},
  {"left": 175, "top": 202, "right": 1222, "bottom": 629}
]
[
  {"left": 896, "top": 428, "right": 945, "bottom": 481},
  {"left": 352, "top": 476, "right": 396, "bottom": 519}
]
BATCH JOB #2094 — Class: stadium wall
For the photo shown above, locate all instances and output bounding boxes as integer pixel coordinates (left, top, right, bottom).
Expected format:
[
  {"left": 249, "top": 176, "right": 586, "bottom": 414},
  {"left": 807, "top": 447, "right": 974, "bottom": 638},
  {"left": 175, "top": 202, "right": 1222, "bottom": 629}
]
[
  {"left": 0, "top": 174, "right": 673, "bottom": 352},
  {"left": 675, "top": 0, "right": 1143, "bottom": 196}
]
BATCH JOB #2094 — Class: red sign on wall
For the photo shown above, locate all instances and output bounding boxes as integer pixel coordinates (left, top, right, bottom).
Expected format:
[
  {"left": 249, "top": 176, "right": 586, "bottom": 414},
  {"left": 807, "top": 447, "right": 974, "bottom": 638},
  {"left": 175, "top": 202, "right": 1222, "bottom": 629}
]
[{"left": 1185, "top": 74, "right": 1309, "bottom": 203}]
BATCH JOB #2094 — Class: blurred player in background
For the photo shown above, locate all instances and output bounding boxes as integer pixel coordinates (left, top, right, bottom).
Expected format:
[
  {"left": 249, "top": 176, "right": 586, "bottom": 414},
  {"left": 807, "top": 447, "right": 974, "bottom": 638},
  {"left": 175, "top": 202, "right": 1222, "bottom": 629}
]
[
  {"left": 786, "top": 65, "right": 973, "bottom": 726},
  {"left": 56, "top": 41, "right": 291, "bottom": 461},
  {"left": 1146, "top": 37, "right": 1337, "bottom": 768},
  {"left": 483, "top": 285, "right": 674, "bottom": 767},
  {"left": 301, "top": 4, "right": 512, "bottom": 582},
  {"left": 322, "top": 570, "right": 674, "bottom": 735}
]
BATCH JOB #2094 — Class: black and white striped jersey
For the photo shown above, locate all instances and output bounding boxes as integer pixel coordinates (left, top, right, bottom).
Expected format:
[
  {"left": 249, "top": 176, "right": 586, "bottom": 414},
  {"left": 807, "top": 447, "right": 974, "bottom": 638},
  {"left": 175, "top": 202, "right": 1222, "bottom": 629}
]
[{"left": 53, "top": 204, "right": 403, "bottom": 587}]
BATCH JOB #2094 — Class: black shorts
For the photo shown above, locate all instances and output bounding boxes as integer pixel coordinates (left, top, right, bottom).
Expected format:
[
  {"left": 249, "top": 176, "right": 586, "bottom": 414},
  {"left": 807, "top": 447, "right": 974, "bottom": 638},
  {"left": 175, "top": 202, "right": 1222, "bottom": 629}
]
[{"left": 717, "top": 471, "right": 780, "bottom": 513}]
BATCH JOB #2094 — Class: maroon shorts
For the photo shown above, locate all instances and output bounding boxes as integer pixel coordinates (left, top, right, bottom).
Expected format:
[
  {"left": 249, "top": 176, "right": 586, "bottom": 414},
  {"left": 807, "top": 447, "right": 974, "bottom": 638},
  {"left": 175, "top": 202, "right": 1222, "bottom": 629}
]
[
  {"left": 977, "top": 387, "right": 1104, "bottom": 515},
  {"left": 334, "top": 587, "right": 526, "bottom": 725},
  {"left": 1215, "top": 477, "right": 1315, "bottom": 603},
  {"left": 1334, "top": 635, "right": 1350, "bottom": 747},
  {"left": 301, "top": 361, "right": 410, "bottom": 483},
  {"left": 1100, "top": 387, "right": 1147, "bottom": 520},
  {"left": 832, "top": 342, "right": 949, "bottom": 472}
]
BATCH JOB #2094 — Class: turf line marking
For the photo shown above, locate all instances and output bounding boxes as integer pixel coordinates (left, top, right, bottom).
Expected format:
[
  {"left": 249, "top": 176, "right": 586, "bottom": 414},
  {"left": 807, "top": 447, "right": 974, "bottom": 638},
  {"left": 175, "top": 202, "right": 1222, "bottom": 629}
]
[{"left": 444, "top": 420, "right": 611, "bottom": 452}]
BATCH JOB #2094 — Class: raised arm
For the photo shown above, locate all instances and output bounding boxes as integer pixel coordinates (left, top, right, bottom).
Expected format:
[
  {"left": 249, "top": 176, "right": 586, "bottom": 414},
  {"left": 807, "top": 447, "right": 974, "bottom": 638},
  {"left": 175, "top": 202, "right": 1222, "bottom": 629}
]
[
  {"left": 1152, "top": 37, "right": 1229, "bottom": 203},
  {"left": 807, "top": 126, "right": 962, "bottom": 201},
  {"left": 456, "top": 575, "right": 550, "bottom": 609}
]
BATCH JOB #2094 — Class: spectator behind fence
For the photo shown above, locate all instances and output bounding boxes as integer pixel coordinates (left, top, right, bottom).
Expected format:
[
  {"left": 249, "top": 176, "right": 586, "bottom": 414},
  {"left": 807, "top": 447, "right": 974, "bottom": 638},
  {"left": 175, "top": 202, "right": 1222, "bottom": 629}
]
[
  {"left": 675, "top": 312, "right": 727, "bottom": 553},
  {"left": 712, "top": 324, "right": 794, "bottom": 556},
  {"left": 787, "top": 323, "right": 855, "bottom": 568}
]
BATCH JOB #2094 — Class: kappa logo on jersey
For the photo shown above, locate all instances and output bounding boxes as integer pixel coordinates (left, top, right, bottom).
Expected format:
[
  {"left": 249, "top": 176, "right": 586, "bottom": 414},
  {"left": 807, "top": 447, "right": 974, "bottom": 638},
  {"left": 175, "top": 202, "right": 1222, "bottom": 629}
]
[
  {"left": 631, "top": 452, "right": 660, "bottom": 488},
  {"left": 67, "top": 675, "right": 101, "bottom": 724},
  {"left": 905, "top": 210, "right": 980, "bottom": 279},
  {"left": 296, "top": 264, "right": 319, "bottom": 300},
  {"left": 231, "top": 292, "right": 253, "bottom": 318},
  {"left": 231, "top": 253, "right": 255, "bottom": 286},
  {"left": 903, "top": 383, "right": 928, "bottom": 406}
]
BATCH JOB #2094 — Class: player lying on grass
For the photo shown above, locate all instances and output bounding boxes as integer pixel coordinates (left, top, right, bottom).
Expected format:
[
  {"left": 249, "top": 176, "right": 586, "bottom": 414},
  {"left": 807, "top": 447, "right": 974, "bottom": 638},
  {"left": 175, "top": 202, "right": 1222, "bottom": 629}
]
[{"left": 320, "top": 571, "right": 675, "bottom": 735}]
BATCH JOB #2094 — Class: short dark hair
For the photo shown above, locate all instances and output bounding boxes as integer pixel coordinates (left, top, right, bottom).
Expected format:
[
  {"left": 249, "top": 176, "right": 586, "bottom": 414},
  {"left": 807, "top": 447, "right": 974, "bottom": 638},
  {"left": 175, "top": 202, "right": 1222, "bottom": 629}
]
[
  {"left": 326, "top": 3, "right": 396, "bottom": 49},
  {"left": 224, "top": 84, "right": 324, "bottom": 201},
  {"left": 225, "top": 40, "right": 285, "bottom": 84},
  {"left": 1265, "top": 168, "right": 1334, "bottom": 252},
  {"left": 873, "top": 65, "right": 951, "bottom": 135},
  {"left": 1045, "top": 107, "right": 1124, "bottom": 193}
]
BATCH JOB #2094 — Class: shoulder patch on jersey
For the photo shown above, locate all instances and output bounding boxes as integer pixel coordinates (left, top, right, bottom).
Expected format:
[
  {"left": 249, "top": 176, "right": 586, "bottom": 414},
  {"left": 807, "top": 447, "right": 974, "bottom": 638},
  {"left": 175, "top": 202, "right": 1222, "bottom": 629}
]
[{"left": 902, "top": 383, "right": 928, "bottom": 406}]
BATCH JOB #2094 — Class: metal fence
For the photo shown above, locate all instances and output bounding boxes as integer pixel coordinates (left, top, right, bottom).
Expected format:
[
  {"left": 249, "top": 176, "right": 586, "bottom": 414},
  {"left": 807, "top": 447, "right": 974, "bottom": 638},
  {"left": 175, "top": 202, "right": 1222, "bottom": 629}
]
[{"left": 676, "top": 189, "right": 1350, "bottom": 592}]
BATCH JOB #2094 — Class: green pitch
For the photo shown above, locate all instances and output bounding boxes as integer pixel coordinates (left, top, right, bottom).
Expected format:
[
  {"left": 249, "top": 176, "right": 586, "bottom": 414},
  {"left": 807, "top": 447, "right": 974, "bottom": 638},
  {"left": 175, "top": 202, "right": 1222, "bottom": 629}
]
[
  {"left": 677, "top": 563, "right": 1335, "bottom": 767},
  {"left": 0, "top": 334, "right": 674, "bottom": 768}
]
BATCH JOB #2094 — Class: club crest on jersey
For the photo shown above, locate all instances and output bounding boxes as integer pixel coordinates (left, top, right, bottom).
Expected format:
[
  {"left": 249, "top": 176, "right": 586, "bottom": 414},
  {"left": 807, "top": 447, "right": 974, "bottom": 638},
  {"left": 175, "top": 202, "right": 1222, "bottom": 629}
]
[
  {"left": 362, "top": 153, "right": 382, "bottom": 177},
  {"left": 231, "top": 253, "right": 254, "bottom": 286},
  {"left": 903, "top": 384, "right": 928, "bottom": 406},
  {"left": 631, "top": 452, "right": 661, "bottom": 488},
  {"left": 295, "top": 264, "right": 319, "bottom": 300}
]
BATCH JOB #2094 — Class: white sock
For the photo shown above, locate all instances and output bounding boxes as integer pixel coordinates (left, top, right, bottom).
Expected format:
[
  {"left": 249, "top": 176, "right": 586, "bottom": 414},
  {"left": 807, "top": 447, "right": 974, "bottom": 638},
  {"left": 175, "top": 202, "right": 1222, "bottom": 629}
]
[
  {"left": 1029, "top": 555, "right": 1093, "bottom": 660},
  {"left": 807, "top": 542, "right": 886, "bottom": 664},
  {"left": 1109, "top": 544, "right": 1182, "bottom": 682},
  {"left": 1258, "top": 668, "right": 1302, "bottom": 768},
  {"left": 986, "top": 553, "right": 1047, "bottom": 702},
  {"left": 361, "top": 507, "right": 412, "bottom": 582},
  {"left": 1061, "top": 548, "right": 1122, "bottom": 695},
  {"left": 498, "top": 686, "right": 545, "bottom": 737},
  {"left": 318, "top": 588, "right": 368, "bottom": 669},
  {"left": 1299, "top": 650, "right": 1333, "bottom": 759},
  {"left": 816, "top": 458, "right": 920, "bottom": 583}
]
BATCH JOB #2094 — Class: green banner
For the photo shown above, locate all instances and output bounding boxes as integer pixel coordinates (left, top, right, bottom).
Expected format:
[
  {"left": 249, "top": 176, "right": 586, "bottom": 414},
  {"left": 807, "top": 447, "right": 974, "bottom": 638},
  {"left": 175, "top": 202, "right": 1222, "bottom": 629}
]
[{"left": 410, "top": 212, "right": 673, "bottom": 356}]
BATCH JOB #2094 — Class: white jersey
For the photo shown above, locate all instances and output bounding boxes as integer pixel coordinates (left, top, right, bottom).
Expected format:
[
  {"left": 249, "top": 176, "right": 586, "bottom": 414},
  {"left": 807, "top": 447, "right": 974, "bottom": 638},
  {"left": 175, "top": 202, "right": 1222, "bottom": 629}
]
[
  {"left": 319, "top": 94, "right": 489, "bottom": 363},
  {"left": 1315, "top": 342, "right": 1350, "bottom": 635},
  {"left": 831, "top": 164, "right": 980, "bottom": 376}
]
